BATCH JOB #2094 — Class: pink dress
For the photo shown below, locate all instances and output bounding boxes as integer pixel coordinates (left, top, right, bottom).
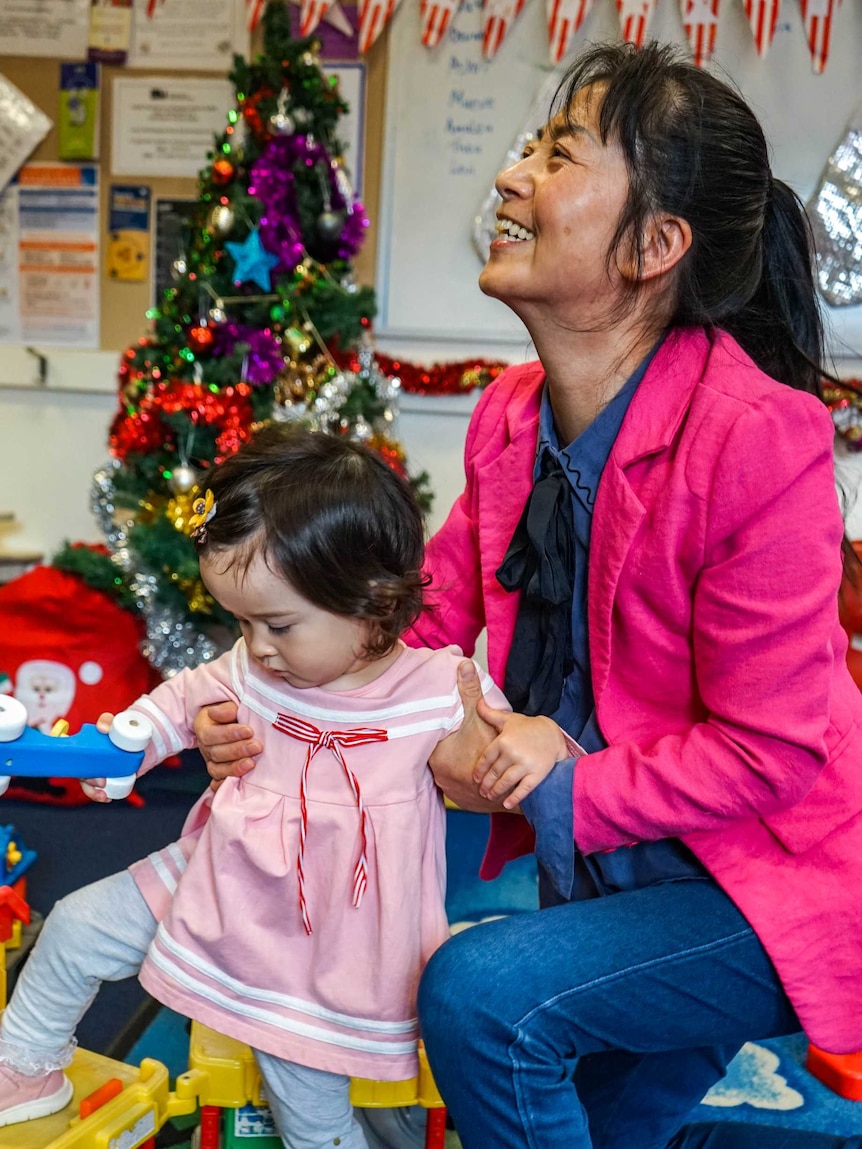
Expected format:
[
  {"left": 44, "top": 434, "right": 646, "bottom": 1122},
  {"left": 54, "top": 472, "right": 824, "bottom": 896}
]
[{"left": 127, "top": 640, "right": 506, "bottom": 1080}]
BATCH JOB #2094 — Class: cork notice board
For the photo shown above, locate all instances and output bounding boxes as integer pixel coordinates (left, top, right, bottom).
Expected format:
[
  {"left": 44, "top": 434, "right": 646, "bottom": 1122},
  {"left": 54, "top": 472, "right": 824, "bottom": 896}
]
[{"left": 0, "top": 21, "right": 386, "bottom": 353}]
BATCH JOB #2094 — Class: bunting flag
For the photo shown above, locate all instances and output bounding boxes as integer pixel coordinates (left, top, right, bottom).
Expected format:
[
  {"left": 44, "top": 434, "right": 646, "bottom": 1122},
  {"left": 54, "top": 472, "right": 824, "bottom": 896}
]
[
  {"left": 799, "top": 0, "right": 837, "bottom": 73},
  {"left": 615, "top": 0, "right": 656, "bottom": 44},
  {"left": 358, "top": 0, "right": 403, "bottom": 49},
  {"left": 546, "top": 0, "right": 596, "bottom": 62},
  {"left": 680, "top": 0, "right": 720, "bottom": 65},
  {"left": 482, "top": 0, "right": 527, "bottom": 59},
  {"left": 742, "top": 0, "right": 781, "bottom": 55},
  {"left": 300, "top": 0, "right": 332, "bottom": 34},
  {"left": 246, "top": 0, "right": 267, "bottom": 30},
  {"left": 421, "top": 0, "right": 462, "bottom": 46}
]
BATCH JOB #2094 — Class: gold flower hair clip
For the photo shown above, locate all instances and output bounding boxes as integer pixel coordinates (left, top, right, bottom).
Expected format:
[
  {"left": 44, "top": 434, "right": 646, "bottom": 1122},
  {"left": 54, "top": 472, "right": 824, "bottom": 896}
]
[{"left": 188, "top": 489, "right": 217, "bottom": 542}]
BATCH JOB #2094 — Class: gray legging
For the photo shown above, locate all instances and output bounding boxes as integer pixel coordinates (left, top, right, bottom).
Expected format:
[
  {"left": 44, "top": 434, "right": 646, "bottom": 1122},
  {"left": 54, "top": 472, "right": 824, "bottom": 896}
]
[{"left": 0, "top": 869, "right": 369, "bottom": 1149}]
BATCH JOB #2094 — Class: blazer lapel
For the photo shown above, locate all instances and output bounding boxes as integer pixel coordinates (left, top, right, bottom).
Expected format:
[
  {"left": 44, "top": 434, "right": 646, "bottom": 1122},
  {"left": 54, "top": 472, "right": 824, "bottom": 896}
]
[{"left": 588, "top": 328, "right": 711, "bottom": 707}]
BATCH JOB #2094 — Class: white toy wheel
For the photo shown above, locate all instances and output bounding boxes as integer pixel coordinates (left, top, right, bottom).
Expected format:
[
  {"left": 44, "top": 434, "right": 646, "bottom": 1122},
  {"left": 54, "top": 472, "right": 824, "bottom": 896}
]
[
  {"left": 103, "top": 773, "right": 137, "bottom": 801},
  {"left": 0, "top": 696, "right": 27, "bottom": 744},
  {"left": 108, "top": 711, "right": 153, "bottom": 753}
]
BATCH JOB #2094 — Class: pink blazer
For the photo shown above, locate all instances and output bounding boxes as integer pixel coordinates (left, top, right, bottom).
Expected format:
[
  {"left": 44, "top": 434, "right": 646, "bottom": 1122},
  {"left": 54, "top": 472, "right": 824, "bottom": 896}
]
[{"left": 411, "top": 327, "right": 862, "bottom": 1054}]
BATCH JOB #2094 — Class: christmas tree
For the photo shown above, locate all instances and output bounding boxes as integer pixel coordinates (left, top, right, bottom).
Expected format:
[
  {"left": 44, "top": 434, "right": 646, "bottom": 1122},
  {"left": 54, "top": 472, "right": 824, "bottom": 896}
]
[{"left": 56, "top": 4, "right": 426, "bottom": 676}]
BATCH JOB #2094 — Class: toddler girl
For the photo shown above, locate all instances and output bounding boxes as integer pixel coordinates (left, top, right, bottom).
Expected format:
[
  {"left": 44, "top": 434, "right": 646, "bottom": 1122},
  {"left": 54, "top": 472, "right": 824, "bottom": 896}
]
[{"left": 0, "top": 426, "right": 540, "bottom": 1148}]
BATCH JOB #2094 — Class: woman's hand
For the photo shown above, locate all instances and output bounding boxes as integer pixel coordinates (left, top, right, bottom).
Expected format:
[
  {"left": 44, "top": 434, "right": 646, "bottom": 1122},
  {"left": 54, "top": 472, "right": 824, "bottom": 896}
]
[
  {"left": 193, "top": 701, "right": 262, "bottom": 792},
  {"left": 429, "top": 661, "right": 518, "bottom": 813}
]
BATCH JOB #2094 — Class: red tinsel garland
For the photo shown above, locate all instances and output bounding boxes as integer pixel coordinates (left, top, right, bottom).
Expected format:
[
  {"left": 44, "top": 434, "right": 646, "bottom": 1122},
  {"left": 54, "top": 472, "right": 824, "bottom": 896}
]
[
  {"left": 332, "top": 349, "right": 510, "bottom": 396},
  {"left": 110, "top": 349, "right": 511, "bottom": 463}
]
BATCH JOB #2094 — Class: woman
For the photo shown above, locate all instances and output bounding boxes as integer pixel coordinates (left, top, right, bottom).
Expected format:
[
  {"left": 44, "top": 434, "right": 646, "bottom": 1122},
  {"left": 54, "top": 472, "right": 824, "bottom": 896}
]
[{"left": 195, "top": 42, "right": 862, "bottom": 1149}]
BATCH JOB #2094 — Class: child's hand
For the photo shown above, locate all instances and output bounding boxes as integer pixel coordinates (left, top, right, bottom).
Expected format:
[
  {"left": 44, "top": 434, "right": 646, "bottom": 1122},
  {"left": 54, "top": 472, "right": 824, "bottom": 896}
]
[
  {"left": 473, "top": 708, "right": 568, "bottom": 810},
  {"left": 81, "top": 712, "right": 116, "bottom": 803}
]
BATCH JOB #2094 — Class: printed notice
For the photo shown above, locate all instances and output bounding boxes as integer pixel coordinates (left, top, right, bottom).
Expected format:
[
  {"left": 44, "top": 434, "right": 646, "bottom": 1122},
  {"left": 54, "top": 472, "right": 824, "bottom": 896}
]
[
  {"left": 13, "top": 164, "right": 100, "bottom": 348},
  {"left": 112, "top": 78, "right": 234, "bottom": 179},
  {"left": 0, "top": 0, "right": 90, "bottom": 58},
  {"left": 128, "top": 0, "right": 248, "bottom": 71}
]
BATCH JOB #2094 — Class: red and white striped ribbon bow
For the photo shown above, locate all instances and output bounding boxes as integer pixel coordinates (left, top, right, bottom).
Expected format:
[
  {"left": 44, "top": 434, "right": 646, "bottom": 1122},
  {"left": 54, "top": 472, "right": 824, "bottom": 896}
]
[
  {"left": 742, "top": 0, "right": 780, "bottom": 56},
  {"left": 800, "top": 0, "right": 837, "bottom": 73},
  {"left": 273, "top": 713, "right": 388, "bottom": 936},
  {"left": 421, "top": 0, "right": 461, "bottom": 47},
  {"left": 482, "top": 0, "right": 526, "bottom": 60},
  {"left": 359, "top": 0, "right": 403, "bottom": 52},
  {"left": 680, "top": 0, "right": 720, "bottom": 66},
  {"left": 546, "top": 0, "right": 595, "bottom": 63},
  {"left": 615, "top": 0, "right": 656, "bottom": 45},
  {"left": 300, "top": 0, "right": 332, "bottom": 35}
]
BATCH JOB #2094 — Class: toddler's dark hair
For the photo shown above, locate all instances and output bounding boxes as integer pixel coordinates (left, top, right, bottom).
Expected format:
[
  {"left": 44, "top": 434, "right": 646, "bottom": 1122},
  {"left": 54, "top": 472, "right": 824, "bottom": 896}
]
[{"left": 196, "top": 425, "right": 427, "bottom": 658}]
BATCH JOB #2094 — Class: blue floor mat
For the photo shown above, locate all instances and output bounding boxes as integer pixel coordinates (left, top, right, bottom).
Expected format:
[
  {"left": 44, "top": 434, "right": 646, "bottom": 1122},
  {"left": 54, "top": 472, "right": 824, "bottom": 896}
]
[{"left": 125, "top": 811, "right": 862, "bottom": 1138}]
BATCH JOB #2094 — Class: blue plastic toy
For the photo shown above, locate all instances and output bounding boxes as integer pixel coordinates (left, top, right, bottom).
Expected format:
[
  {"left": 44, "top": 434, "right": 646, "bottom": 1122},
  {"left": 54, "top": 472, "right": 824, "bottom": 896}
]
[{"left": 0, "top": 695, "right": 152, "bottom": 800}]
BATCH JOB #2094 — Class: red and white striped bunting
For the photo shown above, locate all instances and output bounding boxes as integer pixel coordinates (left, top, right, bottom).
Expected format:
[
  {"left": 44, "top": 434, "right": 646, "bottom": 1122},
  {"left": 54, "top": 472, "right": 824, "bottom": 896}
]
[
  {"left": 300, "top": 0, "right": 332, "bottom": 34},
  {"left": 421, "top": 0, "right": 462, "bottom": 46},
  {"left": 246, "top": 0, "right": 267, "bottom": 29},
  {"left": 359, "top": 0, "right": 403, "bottom": 50},
  {"left": 615, "top": 0, "right": 656, "bottom": 45},
  {"left": 800, "top": 0, "right": 837, "bottom": 73},
  {"left": 482, "top": 0, "right": 527, "bottom": 59},
  {"left": 546, "top": 0, "right": 596, "bottom": 62},
  {"left": 680, "top": 0, "right": 720, "bottom": 65},
  {"left": 742, "top": 0, "right": 781, "bottom": 56}
]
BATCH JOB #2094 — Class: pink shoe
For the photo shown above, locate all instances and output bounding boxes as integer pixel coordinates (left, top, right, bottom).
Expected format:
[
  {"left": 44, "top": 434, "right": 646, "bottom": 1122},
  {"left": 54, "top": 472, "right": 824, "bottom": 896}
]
[{"left": 0, "top": 1063, "right": 73, "bottom": 1127}]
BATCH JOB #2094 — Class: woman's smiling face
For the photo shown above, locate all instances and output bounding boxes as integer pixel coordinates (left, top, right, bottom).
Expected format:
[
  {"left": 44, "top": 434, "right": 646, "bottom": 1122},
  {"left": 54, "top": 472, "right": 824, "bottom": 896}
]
[{"left": 479, "top": 85, "right": 633, "bottom": 329}]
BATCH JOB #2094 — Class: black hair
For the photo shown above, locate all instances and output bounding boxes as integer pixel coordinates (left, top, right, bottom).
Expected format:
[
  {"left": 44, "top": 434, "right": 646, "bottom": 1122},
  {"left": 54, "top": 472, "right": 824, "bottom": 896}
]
[
  {"left": 195, "top": 425, "right": 428, "bottom": 657},
  {"left": 554, "top": 41, "right": 826, "bottom": 397}
]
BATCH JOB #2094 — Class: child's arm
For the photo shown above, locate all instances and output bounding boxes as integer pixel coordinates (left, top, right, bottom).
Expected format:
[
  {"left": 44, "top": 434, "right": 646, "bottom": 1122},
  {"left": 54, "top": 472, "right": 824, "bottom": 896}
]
[
  {"left": 80, "top": 648, "right": 241, "bottom": 801},
  {"left": 473, "top": 707, "right": 577, "bottom": 810}
]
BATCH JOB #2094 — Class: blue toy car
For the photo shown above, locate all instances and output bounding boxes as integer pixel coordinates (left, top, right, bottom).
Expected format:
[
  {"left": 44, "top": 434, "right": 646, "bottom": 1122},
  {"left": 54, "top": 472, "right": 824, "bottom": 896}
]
[{"left": 0, "top": 695, "right": 152, "bottom": 800}]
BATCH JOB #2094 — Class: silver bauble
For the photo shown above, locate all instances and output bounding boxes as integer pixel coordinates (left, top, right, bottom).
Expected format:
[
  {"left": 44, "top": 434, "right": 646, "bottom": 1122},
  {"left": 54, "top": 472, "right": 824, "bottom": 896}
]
[
  {"left": 293, "top": 107, "right": 313, "bottom": 129},
  {"left": 208, "top": 204, "right": 235, "bottom": 236},
  {"left": 269, "top": 110, "right": 295, "bottom": 135},
  {"left": 169, "top": 464, "right": 200, "bottom": 494},
  {"left": 317, "top": 210, "right": 346, "bottom": 241},
  {"left": 170, "top": 257, "right": 188, "bottom": 280}
]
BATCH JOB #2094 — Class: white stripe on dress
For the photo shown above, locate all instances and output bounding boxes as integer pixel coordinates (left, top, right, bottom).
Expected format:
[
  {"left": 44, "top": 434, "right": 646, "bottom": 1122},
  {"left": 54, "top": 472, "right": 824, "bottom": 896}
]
[
  {"left": 148, "top": 936, "right": 418, "bottom": 1055},
  {"left": 154, "top": 924, "right": 417, "bottom": 1034}
]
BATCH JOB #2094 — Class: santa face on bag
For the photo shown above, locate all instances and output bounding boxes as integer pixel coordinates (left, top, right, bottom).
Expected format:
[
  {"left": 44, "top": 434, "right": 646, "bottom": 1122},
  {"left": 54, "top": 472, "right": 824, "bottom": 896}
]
[{"left": 14, "top": 660, "right": 77, "bottom": 733}]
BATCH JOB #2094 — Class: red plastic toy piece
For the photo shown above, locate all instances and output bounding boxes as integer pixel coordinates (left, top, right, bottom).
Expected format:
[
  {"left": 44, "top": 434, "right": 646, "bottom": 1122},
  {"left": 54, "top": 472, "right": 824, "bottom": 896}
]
[
  {"left": 807, "top": 1045, "right": 862, "bottom": 1101},
  {"left": 79, "top": 1076, "right": 123, "bottom": 1118},
  {"left": 199, "top": 1104, "right": 222, "bottom": 1149},
  {"left": 425, "top": 1105, "right": 448, "bottom": 1149}
]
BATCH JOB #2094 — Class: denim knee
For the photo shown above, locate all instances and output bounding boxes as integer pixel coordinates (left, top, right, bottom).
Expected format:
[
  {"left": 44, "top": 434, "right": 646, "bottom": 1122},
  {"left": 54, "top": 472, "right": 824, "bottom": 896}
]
[{"left": 419, "top": 928, "right": 488, "bottom": 1046}]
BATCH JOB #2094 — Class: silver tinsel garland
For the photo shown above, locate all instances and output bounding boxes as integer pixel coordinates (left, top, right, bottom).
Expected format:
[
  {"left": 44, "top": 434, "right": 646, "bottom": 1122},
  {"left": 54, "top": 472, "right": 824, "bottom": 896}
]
[
  {"left": 809, "top": 104, "right": 862, "bottom": 307},
  {"left": 92, "top": 346, "right": 401, "bottom": 676},
  {"left": 91, "top": 459, "right": 220, "bottom": 677}
]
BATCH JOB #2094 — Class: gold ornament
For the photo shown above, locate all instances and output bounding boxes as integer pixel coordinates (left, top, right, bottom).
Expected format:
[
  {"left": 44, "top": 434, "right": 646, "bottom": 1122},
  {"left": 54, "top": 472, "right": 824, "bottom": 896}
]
[{"left": 285, "top": 326, "right": 312, "bottom": 355}]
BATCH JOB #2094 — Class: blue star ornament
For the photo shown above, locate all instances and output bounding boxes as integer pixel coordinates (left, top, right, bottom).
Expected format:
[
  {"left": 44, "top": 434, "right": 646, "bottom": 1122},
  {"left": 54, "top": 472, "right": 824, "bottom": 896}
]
[{"left": 226, "top": 228, "right": 280, "bottom": 291}]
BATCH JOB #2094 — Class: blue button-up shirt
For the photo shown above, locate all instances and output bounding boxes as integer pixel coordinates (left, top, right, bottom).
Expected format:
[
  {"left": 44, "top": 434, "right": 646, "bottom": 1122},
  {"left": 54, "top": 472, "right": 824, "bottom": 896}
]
[{"left": 519, "top": 349, "right": 706, "bottom": 902}]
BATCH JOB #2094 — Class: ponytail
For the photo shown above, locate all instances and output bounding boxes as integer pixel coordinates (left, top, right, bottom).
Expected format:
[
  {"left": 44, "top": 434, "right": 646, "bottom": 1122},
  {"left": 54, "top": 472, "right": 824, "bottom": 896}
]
[{"left": 722, "top": 179, "right": 826, "bottom": 398}]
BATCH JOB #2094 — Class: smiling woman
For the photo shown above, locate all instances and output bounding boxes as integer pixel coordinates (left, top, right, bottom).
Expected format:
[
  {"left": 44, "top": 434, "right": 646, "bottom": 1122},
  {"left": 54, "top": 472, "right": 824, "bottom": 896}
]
[
  {"left": 407, "top": 40, "right": 862, "bottom": 1149},
  {"left": 195, "top": 40, "right": 862, "bottom": 1149}
]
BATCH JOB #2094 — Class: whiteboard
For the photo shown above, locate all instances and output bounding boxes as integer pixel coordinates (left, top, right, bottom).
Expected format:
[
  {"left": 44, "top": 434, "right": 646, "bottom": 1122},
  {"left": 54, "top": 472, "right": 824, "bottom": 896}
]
[{"left": 376, "top": 0, "right": 862, "bottom": 356}]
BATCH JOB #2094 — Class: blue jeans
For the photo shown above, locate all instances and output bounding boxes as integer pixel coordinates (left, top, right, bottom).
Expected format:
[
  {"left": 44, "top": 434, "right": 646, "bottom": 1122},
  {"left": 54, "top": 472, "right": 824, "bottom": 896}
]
[{"left": 418, "top": 877, "right": 824, "bottom": 1149}]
